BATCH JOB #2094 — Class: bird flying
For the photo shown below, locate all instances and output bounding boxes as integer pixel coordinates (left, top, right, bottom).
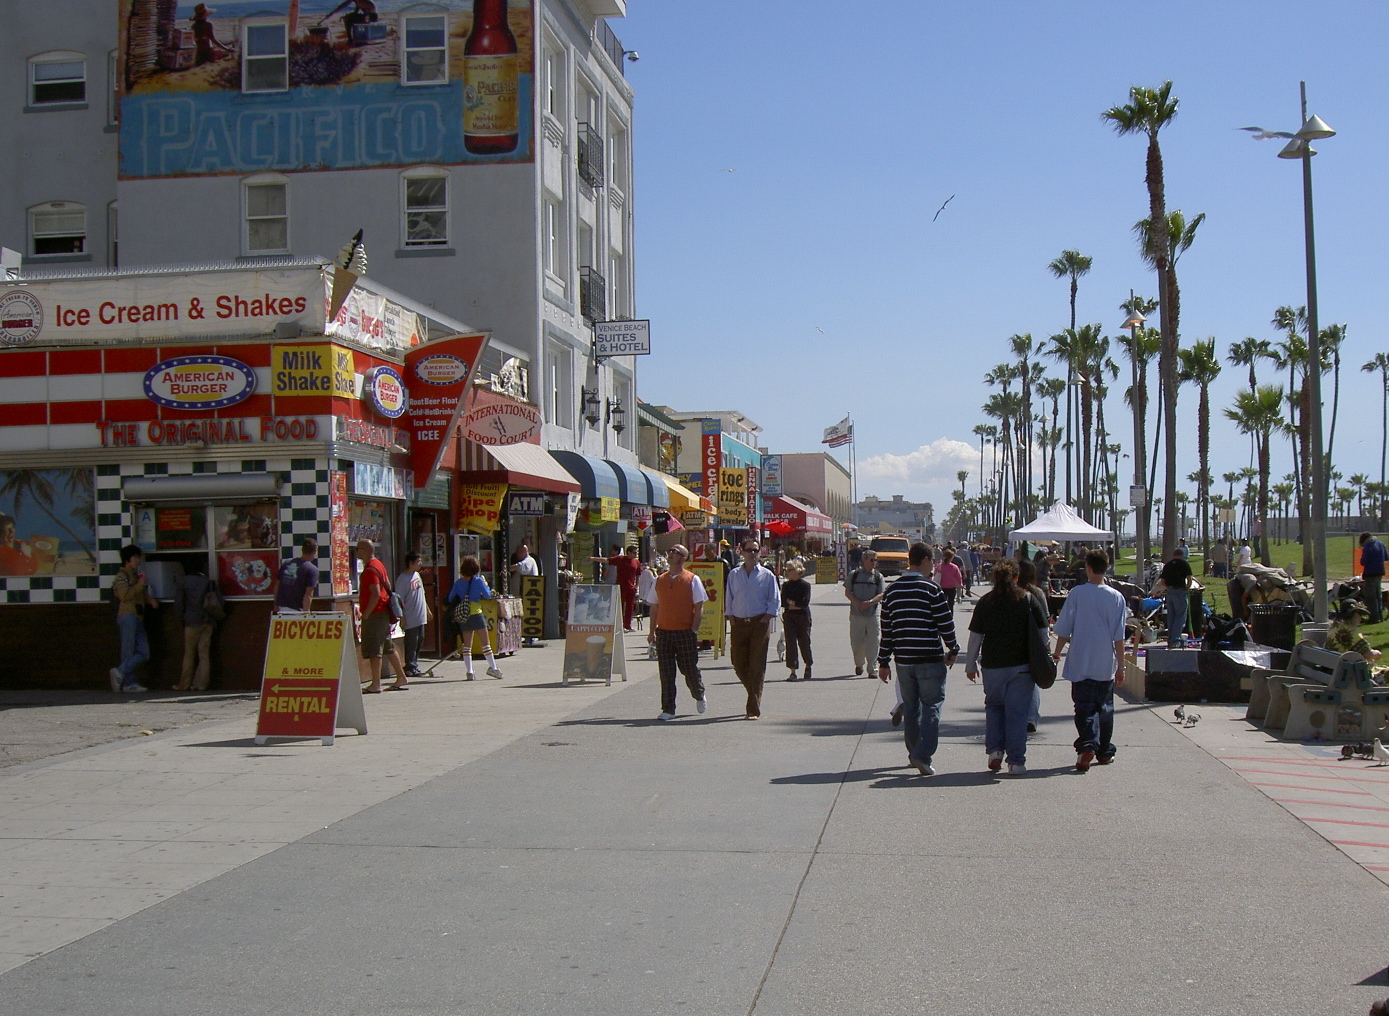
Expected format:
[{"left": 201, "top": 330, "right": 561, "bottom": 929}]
[
  {"left": 1239, "top": 126, "right": 1295, "bottom": 141},
  {"left": 932, "top": 194, "right": 955, "bottom": 222}
]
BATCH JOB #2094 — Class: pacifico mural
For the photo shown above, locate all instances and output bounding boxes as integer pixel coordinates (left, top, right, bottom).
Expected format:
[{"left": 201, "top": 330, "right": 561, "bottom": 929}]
[{"left": 118, "top": 0, "right": 535, "bottom": 178}]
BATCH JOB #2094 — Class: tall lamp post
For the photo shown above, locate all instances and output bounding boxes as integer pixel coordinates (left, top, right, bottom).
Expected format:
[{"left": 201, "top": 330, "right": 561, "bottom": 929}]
[
  {"left": 1244, "top": 85, "right": 1335, "bottom": 621},
  {"left": 1122, "top": 295, "right": 1147, "bottom": 581}
]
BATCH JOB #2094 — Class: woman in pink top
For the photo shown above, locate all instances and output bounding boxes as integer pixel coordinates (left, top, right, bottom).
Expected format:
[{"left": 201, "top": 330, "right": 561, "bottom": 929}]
[{"left": 938, "top": 548, "right": 964, "bottom": 608}]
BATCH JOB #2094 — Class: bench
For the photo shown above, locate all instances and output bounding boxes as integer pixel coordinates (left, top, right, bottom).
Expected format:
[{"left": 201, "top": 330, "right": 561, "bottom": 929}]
[{"left": 1247, "top": 641, "right": 1388, "bottom": 740}]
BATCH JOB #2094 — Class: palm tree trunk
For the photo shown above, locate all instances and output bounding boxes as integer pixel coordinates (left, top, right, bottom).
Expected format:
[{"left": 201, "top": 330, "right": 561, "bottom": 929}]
[
  {"left": 1258, "top": 437, "right": 1272, "bottom": 566},
  {"left": 1199, "top": 385, "right": 1210, "bottom": 575}
]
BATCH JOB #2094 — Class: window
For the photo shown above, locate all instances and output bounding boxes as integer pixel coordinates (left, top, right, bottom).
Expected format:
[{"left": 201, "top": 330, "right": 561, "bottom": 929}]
[
  {"left": 402, "top": 14, "right": 448, "bottom": 85},
  {"left": 542, "top": 47, "right": 563, "bottom": 117},
  {"left": 242, "top": 21, "right": 288, "bottom": 92},
  {"left": 613, "top": 373, "right": 633, "bottom": 449},
  {"left": 243, "top": 176, "right": 288, "bottom": 253},
  {"left": 107, "top": 201, "right": 119, "bottom": 267},
  {"left": 543, "top": 200, "right": 566, "bottom": 278},
  {"left": 106, "top": 50, "right": 119, "bottom": 124},
  {"left": 401, "top": 168, "right": 448, "bottom": 246},
  {"left": 29, "top": 52, "right": 86, "bottom": 105},
  {"left": 29, "top": 202, "right": 86, "bottom": 256},
  {"left": 545, "top": 343, "right": 574, "bottom": 428}
]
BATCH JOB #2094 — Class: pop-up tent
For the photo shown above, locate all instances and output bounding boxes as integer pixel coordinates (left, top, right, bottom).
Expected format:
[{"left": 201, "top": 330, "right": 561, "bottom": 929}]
[{"left": 1008, "top": 503, "right": 1114, "bottom": 543}]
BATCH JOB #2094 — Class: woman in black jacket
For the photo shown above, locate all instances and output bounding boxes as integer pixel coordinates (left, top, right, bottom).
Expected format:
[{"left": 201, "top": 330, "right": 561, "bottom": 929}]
[
  {"left": 964, "top": 559, "right": 1048, "bottom": 775},
  {"left": 781, "top": 560, "right": 813, "bottom": 680}
]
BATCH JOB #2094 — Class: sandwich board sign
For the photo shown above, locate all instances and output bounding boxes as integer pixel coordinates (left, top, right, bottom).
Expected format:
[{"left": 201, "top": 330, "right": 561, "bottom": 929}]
[
  {"left": 562, "top": 585, "right": 628, "bottom": 686},
  {"left": 254, "top": 612, "right": 367, "bottom": 746}
]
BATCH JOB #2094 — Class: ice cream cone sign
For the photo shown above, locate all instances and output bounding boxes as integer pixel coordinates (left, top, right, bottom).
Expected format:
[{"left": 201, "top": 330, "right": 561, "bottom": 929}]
[{"left": 329, "top": 229, "right": 368, "bottom": 320}]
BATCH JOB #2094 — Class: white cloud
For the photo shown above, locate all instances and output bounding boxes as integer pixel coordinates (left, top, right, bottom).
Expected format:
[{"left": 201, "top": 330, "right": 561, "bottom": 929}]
[{"left": 858, "top": 438, "right": 977, "bottom": 486}]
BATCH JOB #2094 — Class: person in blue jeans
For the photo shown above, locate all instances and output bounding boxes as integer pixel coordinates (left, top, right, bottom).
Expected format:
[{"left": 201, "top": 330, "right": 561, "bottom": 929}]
[
  {"left": 1359, "top": 532, "right": 1387, "bottom": 624},
  {"left": 1052, "top": 548, "right": 1128, "bottom": 772},
  {"left": 109, "top": 544, "right": 160, "bottom": 693},
  {"left": 965, "top": 559, "right": 1048, "bottom": 776},
  {"left": 877, "top": 542, "right": 959, "bottom": 777}
]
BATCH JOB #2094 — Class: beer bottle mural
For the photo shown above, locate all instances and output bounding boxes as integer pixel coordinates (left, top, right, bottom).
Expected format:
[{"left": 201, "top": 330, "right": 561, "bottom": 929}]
[{"left": 464, "top": 0, "right": 520, "bottom": 155}]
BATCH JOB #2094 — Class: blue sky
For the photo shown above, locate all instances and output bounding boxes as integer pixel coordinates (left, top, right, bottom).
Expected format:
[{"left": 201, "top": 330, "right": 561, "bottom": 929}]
[{"left": 618, "top": 1, "right": 1389, "bottom": 519}]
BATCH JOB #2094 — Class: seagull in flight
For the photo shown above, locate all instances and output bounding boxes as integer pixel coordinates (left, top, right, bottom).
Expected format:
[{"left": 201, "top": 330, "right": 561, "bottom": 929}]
[
  {"left": 1239, "top": 126, "right": 1296, "bottom": 141},
  {"left": 932, "top": 194, "right": 955, "bottom": 222},
  {"left": 815, "top": 327, "right": 825, "bottom": 334},
  {"left": 720, "top": 167, "right": 738, "bottom": 173}
]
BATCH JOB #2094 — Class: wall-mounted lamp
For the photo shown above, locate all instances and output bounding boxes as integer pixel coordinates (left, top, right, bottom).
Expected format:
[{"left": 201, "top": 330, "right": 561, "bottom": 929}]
[
  {"left": 581, "top": 387, "right": 602, "bottom": 427},
  {"left": 607, "top": 398, "right": 626, "bottom": 435}
]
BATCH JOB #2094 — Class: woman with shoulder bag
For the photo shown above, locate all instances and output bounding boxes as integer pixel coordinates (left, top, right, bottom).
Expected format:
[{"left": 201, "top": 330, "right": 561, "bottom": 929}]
[
  {"left": 446, "top": 555, "right": 503, "bottom": 680},
  {"left": 1018, "top": 557, "right": 1050, "bottom": 733},
  {"left": 964, "top": 559, "right": 1049, "bottom": 776}
]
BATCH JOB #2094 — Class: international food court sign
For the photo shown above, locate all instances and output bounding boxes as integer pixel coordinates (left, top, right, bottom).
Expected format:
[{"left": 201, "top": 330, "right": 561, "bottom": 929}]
[{"left": 593, "top": 320, "right": 651, "bottom": 360}]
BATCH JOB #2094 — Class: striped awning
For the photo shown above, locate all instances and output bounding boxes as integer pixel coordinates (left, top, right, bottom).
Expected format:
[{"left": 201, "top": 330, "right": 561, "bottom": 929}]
[{"left": 459, "top": 441, "right": 580, "bottom": 494}]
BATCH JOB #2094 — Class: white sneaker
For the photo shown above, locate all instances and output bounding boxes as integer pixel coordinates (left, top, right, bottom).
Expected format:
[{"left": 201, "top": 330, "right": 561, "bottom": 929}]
[
  {"left": 657, "top": 712, "right": 675, "bottom": 721},
  {"left": 697, "top": 697, "right": 708, "bottom": 714},
  {"left": 487, "top": 667, "right": 503, "bottom": 679},
  {"left": 1007, "top": 763, "right": 1027, "bottom": 776},
  {"left": 122, "top": 682, "right": 148, "bottom": 693},
  {"left": 987, "top": 750, "right": 1004, "bottom": 772},
  {"left": 109, "top": 667, "right": 122, "bottom": 693},
  {"left": 912, "top": 759, "right": 935, "bottom": 777}
]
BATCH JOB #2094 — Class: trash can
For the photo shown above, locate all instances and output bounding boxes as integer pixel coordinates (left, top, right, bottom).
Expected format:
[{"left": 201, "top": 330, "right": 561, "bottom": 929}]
[{"left": 1248, "top": 603, "right": 1300, "bottom": 650}]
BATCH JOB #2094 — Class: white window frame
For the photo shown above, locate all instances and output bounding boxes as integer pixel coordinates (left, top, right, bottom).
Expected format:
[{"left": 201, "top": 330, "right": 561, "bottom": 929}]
[
  {"left": 242, "top": 173, "right": 289, "bottom": 255},
  {"left": 28, "top": 201, "right": 87, "bottom": 257},
  {"left": 29, "top": 51, "right": 87, "bottom": 106},
  {"left": 542, "top": 46, "right": 564, "bottom": 118},
  {"left": 543, "top": 199, "right": 567, "bottom": 281},
  {"left": 106, "top": 50, "right": 119, "bottom": 124},
  {"left": 401, "top": 12, "right": 449, "bottom": 86},
  {"left": 241, "top": 20, "right": 289, "bottom": 93},
  {"left": 545, "top": 342, "right": 574, "bottom": 429},
  {"left": 400, "top": 166, "right": 449, "bottom": 247}
]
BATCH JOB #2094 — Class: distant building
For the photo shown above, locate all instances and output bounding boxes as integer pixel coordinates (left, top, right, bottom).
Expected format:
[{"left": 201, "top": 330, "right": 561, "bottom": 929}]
[
  {"left": 774, "top": 452, "right": 852, "bottom": 533},
  {"left": 856, "top": 495, "right": 935, "bottom": 540}
]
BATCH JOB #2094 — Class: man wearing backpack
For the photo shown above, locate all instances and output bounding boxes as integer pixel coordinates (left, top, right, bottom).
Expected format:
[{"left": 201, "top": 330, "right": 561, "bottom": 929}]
[
  {"left": 173, "top": 560, "right": 221, "bottom": 691},
  {"left": 109, "top": 544, "right": 159, "bottom": 693},
  {"left": 844, "top": 549, "right": 885, "bottom": 676}
]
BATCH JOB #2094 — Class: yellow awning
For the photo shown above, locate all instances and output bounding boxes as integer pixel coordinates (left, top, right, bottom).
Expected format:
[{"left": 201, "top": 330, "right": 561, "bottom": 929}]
[{"left": 660, "top": 474, "right": 702, "bottom": 511}]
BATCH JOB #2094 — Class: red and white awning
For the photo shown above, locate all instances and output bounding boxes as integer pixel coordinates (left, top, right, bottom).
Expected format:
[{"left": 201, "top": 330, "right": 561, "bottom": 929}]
[{"left": 763, "top": 495, "right": 833, "bottom": 535}]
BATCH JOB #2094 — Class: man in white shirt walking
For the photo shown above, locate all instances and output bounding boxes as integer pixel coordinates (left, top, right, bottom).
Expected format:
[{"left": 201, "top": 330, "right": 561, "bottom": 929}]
[{"left": 1051, "top": 548, "right": 1128, "bottom": 772}]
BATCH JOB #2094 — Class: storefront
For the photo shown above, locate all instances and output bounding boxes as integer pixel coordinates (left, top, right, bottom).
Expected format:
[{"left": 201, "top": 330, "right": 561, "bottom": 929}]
[
  {"left": 764, "top": 495, "right": 835, "bottom": 554},
  {"left": 0, "top": 261, "right": 487, "bottom": 689}
]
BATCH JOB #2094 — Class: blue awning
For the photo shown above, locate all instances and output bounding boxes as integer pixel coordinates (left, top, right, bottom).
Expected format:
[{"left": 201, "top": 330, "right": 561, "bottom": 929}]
[
  {"left": 639, "top": 467, "right": 671, "bottom": 509},
  {"left": 606, "top": 459, "right": 652, "bottom": 504},
  {"left": 550, "top": 451, "right": 622, "bottom": 500}
]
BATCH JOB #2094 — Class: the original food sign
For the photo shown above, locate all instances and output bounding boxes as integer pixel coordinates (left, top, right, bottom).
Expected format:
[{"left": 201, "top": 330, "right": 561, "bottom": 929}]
[{"left": 143, "top": 355, "right": 257, "bottom": 411}]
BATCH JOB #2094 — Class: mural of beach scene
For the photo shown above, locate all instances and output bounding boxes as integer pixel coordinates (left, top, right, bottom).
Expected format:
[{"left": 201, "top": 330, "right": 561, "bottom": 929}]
[
  {"left": 119, "top": 0, "right": 535, "bottom": 176},
  {"left": 0, "top": 469, "right": 98, "bottom": 577}
]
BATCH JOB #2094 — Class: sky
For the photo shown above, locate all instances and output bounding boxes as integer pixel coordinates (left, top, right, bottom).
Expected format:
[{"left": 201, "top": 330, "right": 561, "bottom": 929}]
[{"left": 616, "top": 0, "right": 1389, "bottom": 524}]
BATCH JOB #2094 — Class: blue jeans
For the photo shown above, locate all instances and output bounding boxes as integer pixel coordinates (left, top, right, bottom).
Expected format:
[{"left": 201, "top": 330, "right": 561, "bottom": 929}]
[
  {"left": 983, "top": 665, "right": 1034, "bottom": 765},
  {"left": 116, "top": 613, "right": 149, "bottom": 688},
  {"left": 1071, "top": 678, "right": 1115, "bottom": 759},
  {"left": 1165, "top": 588, "right": 1188, "bottom": 647},
  {"left": 896, "top": 661, "right": 946, "bottom": 765}
]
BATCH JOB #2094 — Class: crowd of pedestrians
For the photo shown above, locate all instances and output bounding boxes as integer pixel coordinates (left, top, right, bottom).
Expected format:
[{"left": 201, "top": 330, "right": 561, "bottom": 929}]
[{"left": 643, "top": 536, "right": 1134, "bottom": 778}]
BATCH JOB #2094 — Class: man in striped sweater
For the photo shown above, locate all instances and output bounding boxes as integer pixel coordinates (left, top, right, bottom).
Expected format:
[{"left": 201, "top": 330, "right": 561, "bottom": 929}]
[{"left": 877, "top": 542, "right": 960, "bottom": 777}]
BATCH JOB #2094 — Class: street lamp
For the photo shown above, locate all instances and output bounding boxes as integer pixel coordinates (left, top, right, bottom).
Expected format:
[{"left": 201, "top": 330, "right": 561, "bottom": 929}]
[
  {"left": 1122, "top": 295, "right": 1147, "bottom": 580},
  {"left": 1249, "top": 84, "right": 1335, "bottom": 621}
]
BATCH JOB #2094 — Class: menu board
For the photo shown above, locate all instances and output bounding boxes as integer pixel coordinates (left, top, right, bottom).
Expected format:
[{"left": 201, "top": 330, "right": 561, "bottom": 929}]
[{"left": 155, "top": 507, "right": 203, "bottom": 550}]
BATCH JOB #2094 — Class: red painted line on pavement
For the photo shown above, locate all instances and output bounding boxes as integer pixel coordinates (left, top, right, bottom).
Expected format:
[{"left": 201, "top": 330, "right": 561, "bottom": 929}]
[
  {"left": 1329, "top": 839, "right": 1389, "bottom": 850},
  {"left": 1272, "top": 798, "right": 1389, "bottom": 812},
  {"left": 1366, "top": 866, "right": 1389, "bottom": 872},
  {"left": 1247, "top": 781, "right": 1371, "bottom": 795},
  {"left": 1221, "top": 756, "right": 1382, "bottom": 767},
  {"left": 1232, "top": 766, "right": 1389, "bottom": 783},
  {"left": 1305, "top": 816, "right": 1389, "bottom": 830}
]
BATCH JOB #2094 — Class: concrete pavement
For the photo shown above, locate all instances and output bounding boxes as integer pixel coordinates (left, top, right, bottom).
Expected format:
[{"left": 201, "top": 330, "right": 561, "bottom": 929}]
[{"left": 1, "top": 583, "right": 1387, "bottom": 1015}]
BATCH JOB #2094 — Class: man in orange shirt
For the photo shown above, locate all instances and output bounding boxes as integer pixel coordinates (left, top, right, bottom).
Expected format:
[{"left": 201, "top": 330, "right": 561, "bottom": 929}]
[{"left": 649, "top": 544, "right": 707, "bottom": 721}]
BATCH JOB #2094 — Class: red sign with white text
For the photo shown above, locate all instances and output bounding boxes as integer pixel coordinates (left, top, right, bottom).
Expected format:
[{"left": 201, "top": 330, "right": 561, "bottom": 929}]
[
  {"left": 403, "top": 333, "right": 488, "bottom": 488},
  {"left": 702, "top": 430, "right": 721, "bottom": 501}
]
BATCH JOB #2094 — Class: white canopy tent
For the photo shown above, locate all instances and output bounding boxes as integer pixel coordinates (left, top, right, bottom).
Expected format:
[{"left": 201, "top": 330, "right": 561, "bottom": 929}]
[{"left": 1008, "top": 503, "right": 1114, "bottom": 543}]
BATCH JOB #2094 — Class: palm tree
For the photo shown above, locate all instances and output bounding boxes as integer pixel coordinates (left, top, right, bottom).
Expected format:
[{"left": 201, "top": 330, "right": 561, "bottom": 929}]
[
  {"left": 1225, "top": 386, "right": 1285, "bottom": 566},
  {"left": 958, "top": 470, "right": 969, "bottom": 506},
  {"left": 1364, "top": 352, "right": 1389, "bottom": 523},
  {"left": 1321, "top": 323, "right": 1346, "bottom": 470},
  {"left": 1273, "top": 305, "right": 1312, "bottom": 573},
  {"left": 1227, "top": 337, "right": 1271, "bottom": 392},
  {"left": 1047, "top": 251, "right": 1093, "bottom": 505},
  {"left": 971, "top": 423, "right": 992, "bottom": 498},
  {"left": 1037, "top": 377, "right": 1066, "bottom": 503},
  {"left": 1350, "top": 473, "right": 1370, "bottom": 519},
  {"left": 0, "top": 469, "right": 98, "bottom": 565},
  {"left": 1271, "top": 482, "right": 1295, "bottom": 542},
  {"left": 1009, "top": 333, "right": 1040, "bottom": 503},
  {"left": 1178, "top": 338, "right": 1220, "bottom": 572},
  {"left": 1104, "top": 80, "right": 1180, "bottom": 555},
  {"left": 1118, "top": 296, "right": 1159, "bottom": 563}
]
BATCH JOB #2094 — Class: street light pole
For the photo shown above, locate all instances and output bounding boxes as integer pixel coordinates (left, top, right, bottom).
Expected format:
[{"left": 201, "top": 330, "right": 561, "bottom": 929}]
[
  {"left": 1122, "top": 293, "right": 1147, "bottom": 582},
  {"left": 1278, "top": 82, "right": 1335, "bottom": 622}
]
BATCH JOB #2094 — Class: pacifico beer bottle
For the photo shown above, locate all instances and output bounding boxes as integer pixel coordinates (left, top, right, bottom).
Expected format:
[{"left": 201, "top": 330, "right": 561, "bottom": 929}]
[{"left": 464, "top": 0, "right": 519, "bottom": 155}]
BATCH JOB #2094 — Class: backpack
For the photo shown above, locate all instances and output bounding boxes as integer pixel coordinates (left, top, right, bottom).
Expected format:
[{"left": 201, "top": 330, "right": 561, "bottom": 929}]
[{"left": 203, "top": 578, "right": 226, "bottom": 622}]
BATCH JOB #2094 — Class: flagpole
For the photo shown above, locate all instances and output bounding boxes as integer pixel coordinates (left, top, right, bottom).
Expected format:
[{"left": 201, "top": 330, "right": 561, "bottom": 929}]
[{"left": 849, "top": 413, "right": 857, "bottom": 528}]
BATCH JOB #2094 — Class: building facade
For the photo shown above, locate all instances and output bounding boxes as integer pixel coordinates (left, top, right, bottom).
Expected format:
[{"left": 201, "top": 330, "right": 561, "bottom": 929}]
[
  {"left": 856, "top": 494, "right": 936, "bottom": 539},
  {"left": 774, "top": 452, "right": 851, "bottom": 532}
]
